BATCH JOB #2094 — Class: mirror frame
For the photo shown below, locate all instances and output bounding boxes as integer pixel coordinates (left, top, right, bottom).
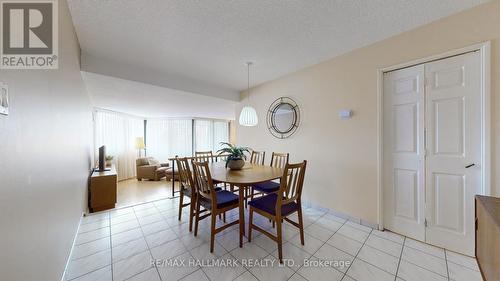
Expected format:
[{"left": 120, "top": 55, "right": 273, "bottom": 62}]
[{"left": 266, "top": 97, "right": 300, "bottom": 139}]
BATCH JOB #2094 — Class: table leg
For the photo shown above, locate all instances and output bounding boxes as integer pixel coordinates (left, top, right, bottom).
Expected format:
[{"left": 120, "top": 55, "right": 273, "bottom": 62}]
[{"left": 238, "top": 185, "right": 245, "bottom": 247}]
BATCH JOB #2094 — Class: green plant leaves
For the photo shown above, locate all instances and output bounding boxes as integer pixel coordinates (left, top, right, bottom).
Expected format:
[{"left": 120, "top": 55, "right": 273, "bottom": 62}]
[{"left": 216, "top": 142, "right": 250, "bottom": 163}]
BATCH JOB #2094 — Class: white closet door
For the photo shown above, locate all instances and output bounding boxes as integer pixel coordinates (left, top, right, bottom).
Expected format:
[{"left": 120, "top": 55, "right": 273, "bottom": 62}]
[
  {"left": 383, "top": 65, "right": 426, "bottom": 241},
  {"left": 425, "top": 51, "right": 482, "bottom": 256}
]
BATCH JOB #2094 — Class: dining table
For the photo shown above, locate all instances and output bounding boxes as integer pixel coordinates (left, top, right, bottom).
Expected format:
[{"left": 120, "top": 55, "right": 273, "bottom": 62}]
[{"left": 209, "top": 161, "right": 284, "bottom": 247}]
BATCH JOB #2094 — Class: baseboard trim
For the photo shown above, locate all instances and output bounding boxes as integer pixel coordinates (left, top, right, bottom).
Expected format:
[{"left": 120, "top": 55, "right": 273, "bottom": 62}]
[
  {"left": 303, "top": 199, "right": 379, "bottom": 230},
  {"left": 60, "top": 212, "right": 84, "bottom": 281}
]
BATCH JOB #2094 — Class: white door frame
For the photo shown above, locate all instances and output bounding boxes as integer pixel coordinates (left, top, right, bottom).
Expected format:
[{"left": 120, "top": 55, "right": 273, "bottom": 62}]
[{"left": 377, "top": 41, "right": 491, "bottom": 230}]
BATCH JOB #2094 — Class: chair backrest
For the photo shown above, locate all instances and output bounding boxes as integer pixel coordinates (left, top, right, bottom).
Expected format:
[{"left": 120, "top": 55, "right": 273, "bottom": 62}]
[
  {"left": 195, "top": 151, "right": 214, "bottom": 163},
  {"left": 250, "top": 150, "right": 266, "bottom": 165},
  {"left": 175, "top": 157, "right": 195, "bottom": 195},
  {"left": 270, "top": 152, "right": 289, "bottom": 169},
  {"left": 191, "top": 160, "right": 217, "bottom": 202},
  {"left": 277, "top": 161, "right": 307, "bottom": 207}
]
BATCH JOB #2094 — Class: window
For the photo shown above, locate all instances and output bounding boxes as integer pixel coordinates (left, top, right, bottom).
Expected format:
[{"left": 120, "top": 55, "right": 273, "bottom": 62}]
[
  {"left": 213, "top": 120, "right": 230, "bottom": 151},
  {"left": 146, "top": 119, "right": 192, "bottom": 162},
  {"left": 194, "top": 119, "right": 230, "bottom": 153},
  {"left": 95, "top": 113, "right": 231, "bottom": 175},
  {"left": 94, "top": 110, "right": 144, "bottom": 181}
]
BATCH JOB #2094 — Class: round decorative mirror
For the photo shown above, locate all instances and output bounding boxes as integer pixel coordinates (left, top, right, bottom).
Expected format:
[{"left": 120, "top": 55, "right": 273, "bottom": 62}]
[{"left": 267, "top": 97, "right": 300, "bottom": 139}]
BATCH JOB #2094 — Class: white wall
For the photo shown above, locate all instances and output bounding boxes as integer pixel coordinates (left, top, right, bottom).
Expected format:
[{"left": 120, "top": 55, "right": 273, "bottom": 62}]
[
  {"left": 0, "top": 1, "right": 93, "bottom": 280},
  {"left": 237, "top": 1, "right": 500, "bottom": 226},
  {"left": 83, "top": 71, "right": 237, "bottom": 120}
]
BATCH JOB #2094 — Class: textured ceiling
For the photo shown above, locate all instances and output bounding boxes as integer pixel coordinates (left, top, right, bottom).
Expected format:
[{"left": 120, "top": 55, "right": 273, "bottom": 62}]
[{"left": 68, "top": 0, "right": 488, "bottom": 100}]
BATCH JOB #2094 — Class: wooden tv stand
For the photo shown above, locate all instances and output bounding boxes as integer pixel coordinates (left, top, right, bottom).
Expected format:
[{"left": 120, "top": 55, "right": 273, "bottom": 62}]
[{"left": 89, "top": 166, "right": 117, "bottom": 213}]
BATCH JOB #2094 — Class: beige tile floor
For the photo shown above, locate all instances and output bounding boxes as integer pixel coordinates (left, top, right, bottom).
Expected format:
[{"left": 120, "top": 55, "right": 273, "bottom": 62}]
[
  {"left": 116, "top": 179, "right": 179, "bottom": 208},
  {"left": 66, "top": 197, "right": 483, "bottom": 281}
]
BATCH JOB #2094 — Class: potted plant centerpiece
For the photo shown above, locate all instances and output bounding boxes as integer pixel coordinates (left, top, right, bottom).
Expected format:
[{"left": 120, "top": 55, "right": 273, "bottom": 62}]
[{"left": 217, "top": 142, "right": 250, "bottom": 170}]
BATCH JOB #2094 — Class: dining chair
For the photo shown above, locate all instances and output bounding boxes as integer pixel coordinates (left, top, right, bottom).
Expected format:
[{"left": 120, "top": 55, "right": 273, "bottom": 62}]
[
  {"left": 176, "top": 157, "right": 197, "bottom": 232},
  {"left": 176, "top": 157, "right": 223, "bottom": 231},
  {"left": 195, "top": 151, "right": 215, "bottom": 162},
  {"left": 250, "top": 150, "right": 266, "bottom": 165},
  {"left": 196, "top": 150, "right": 228, "bottom": 189},
  {"left": 243, "top": 150, "right": 266, "bottom": 207},
  {"left": 192, "top": 160, "right": 241, "bottom": 252},
  {"left": 248, "top": 160, "right": 307, "bottom": 263},
  {"left": 250, "top": 152, "right": 289, "bottom": 199}
]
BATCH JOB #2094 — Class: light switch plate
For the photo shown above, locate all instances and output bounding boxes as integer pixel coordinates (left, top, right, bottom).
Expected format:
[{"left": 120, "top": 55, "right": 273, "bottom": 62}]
[
  {"left": 0, "top": 82, "right": 9, "bottom": 115},
  {"left": 339, "top": 109, "right": 352, "bottom": 119}
]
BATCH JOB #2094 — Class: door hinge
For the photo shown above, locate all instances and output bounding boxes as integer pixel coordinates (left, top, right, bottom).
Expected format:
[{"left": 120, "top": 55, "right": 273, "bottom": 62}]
[{"left": 424, "top": 218, "right": 428, "bottom": 227}]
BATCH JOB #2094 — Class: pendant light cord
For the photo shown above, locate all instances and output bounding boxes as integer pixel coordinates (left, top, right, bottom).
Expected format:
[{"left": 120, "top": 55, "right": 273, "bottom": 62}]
[{"left": 247, "top": 62, "right": 250, "bottom": 103}]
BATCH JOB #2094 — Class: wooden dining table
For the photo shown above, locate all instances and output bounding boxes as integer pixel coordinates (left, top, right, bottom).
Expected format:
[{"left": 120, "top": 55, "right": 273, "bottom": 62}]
[{"left": 209, "top": 161, "right": 283, "bottom": 247}]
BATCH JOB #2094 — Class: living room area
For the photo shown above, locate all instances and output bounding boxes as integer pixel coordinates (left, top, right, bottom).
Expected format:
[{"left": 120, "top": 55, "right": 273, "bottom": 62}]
[{"left": 87, "top": 71, "right": 237, "bottom": 208}]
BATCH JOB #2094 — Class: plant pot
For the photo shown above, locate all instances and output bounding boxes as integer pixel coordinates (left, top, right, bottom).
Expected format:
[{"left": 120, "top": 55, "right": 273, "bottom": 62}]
[
  {"left": 227, "top": 159, "right": 245, "bottom": 170},
  {"left": 105, "top": 160, "right": 112, "bottom": 167}
]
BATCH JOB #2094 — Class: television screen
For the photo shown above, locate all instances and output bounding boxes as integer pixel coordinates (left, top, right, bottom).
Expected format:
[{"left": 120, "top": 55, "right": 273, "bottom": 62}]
[{"left": 97, "top": 145, "right": 108, "bottom": 171}]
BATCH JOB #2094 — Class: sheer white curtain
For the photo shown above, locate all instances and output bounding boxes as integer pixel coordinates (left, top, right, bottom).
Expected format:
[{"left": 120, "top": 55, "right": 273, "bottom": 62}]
[
  {"left": 146, "top": 119, "right": 193, "bottom": 161},
  {"left": 194, "top": 119, "right": 230, "bottom": 153},
  {"left": 194, "top": 119, "right": 213, "bottom": 152},
  {"left": 94, "top": 110, "right": 144, "bottom": 181},
  {"left": 213, "top": 121, "right": 229, "bottom": 152}
]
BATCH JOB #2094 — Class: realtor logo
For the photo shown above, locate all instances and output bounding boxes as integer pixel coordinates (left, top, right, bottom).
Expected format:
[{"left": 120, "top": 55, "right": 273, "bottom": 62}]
[{"left": 1, "top": 0, "right": 58, "bottom": 69}]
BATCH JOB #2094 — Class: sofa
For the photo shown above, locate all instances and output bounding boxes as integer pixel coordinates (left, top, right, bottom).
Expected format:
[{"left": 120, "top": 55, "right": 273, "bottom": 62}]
[{"left": 136, "top": 157, "right": 171, "bottom": 181}]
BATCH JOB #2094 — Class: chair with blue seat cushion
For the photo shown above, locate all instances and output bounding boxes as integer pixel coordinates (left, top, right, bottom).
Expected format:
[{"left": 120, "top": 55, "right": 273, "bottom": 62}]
[
  {"left": 176, "top": 157, "right": 197, "bottom": 232},
  {"left": 248, "top": 160, "right": 307, "bottom": 263},
  {"left": 250, "top": 152, "right": 289, "bottom": 201},
  {"left": 196, "top": 150, "right": 228, "bottom": 190},
  {"left": 176, "top": 157, "right": 222, "bottom": 232},
  {"left": 192, "top": 160, "right": 241, "bottom": 253},
  {"left": 243, "top": 150, "right": 267, "bottom": 207},
  {"left": 250, "top": 150, "right": 266, "bottom": 165}
]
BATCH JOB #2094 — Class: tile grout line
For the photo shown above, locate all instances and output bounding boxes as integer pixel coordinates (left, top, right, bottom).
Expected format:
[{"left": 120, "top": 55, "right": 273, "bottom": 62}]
[
  {"left": 243, "top": 225, "right": 295, "bottom": 280},
  {"left": 109, "top": 213, "right": 114, "bottom": 281},
  {"left": 68, "top": 240, "right": 111, "bottom": 261},
  {"left": 118, "top": 203, "right": 170, "bottom": 281},
  {"left": 70, "top": 202, "right": 231, "bottom": 281},
  {"left": 139, "top": 203, "right": 167, "bottom": 281},
  {"left": 73, "top": 203, "right": 480, "bottom": 281},
  {"left": 349, "top": 231, "right": 450, "bottom": 280},
  {"left": 444, "top": 250, "right": 450, "bottom": 281},
  {"left": 223, "top": 206, "right": 323, "bottom": 281},
  {"left": 116, "top": 200, "right": 176, "bottom": 281},
  {"left": 264, "top": 210, "right": 328, "bottom": 280},
  {"left": 342, "top": 226, "right": 374, "bottom": 281},
  {"left": 294, "top": 212, "right": 348, "bottom": 281},
  {"left": 403, "top": 242, "right": 447, "bottom": 259},
  {"left": 394, "top": 236, "right": 406, "bottom": 281}
]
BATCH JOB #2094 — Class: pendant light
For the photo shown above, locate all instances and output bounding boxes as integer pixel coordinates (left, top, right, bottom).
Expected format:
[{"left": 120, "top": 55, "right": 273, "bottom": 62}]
[{"left": 239, "top": 62, "right": 258, "bottom": 126}]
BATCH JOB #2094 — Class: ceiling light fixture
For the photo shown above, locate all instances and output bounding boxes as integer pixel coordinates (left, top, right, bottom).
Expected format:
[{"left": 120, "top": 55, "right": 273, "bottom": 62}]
[{"left": 239, "top": 62, "right": 258, "bottom": 127}]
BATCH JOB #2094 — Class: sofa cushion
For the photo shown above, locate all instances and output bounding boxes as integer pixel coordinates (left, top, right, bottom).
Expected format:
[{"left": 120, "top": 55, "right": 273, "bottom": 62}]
[
  {"left": 136, "top": 158, "right": 150, "bottom": 166},
  {"left": 148, "top": 158, "right": 160, "bottom": 165}
]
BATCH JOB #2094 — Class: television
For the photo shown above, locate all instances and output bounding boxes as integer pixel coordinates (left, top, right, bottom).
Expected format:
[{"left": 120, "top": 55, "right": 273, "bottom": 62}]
[{"left": 97, "top": 145, "right": 110, "bottom": 172}]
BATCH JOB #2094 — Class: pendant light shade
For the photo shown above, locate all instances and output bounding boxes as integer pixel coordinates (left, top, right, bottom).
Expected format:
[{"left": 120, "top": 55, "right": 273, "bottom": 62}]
[
  {"left": 239, "top": 106, "right": 258, "bottom": 126},
  {"left": 239, "top": 62, "right": 258, "bottom": 126}
]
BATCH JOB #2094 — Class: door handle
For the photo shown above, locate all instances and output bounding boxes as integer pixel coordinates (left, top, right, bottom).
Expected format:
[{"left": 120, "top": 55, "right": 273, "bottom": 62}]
[{"left": 465, "top": 164, "right": 475, "bottom": 169}]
